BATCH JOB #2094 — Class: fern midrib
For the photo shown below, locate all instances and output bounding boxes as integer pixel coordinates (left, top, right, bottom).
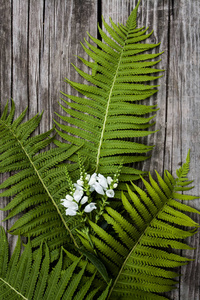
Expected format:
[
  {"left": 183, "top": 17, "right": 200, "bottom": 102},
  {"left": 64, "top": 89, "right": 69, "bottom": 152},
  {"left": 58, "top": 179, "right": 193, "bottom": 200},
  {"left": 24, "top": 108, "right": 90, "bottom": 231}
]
[
  {"left": 107, "top": 182, "right": 177, "bottom": 298},
  {"left": 0, "top": 277, "right": 28, "bottom": 300},
  {"left": 95, "top": 35, "right": 127, "bottom": 172},
  {"left": 2, "top": 121, "right": 79, "bottom": 248}
]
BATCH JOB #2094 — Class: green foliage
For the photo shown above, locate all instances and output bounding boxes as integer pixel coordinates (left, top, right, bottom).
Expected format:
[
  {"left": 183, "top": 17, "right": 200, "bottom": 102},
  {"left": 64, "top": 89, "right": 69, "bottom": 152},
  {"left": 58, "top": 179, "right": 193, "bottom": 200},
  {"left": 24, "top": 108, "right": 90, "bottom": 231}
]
[
  {"left": 81, "top": 151, "right": 199, "bottom": 299},
  {"left": 0, "top": 100, "right": 83, "bottom": 259},
  {"left": 54, "top": 0, "right": 164, "bottom": 186},
  {"left": 0, "top": 226, "right": 110, "bottom": 300}
]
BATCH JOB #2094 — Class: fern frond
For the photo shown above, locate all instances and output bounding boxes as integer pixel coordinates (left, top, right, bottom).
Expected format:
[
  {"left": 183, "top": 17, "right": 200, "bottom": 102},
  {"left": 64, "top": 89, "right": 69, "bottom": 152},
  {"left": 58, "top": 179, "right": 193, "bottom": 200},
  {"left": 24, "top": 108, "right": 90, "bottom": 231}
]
[
  {"left": 0, "top": 101, "right": 83, "bottom": 255},
  {"left": 0, "top": 227, "right": 110, "bottom": 300},
  {"left": 55, "top": 1, "right": 164, "bottom": 183},
  {"left": 84, "top": 151, "right": 199, "bottom": 299}
]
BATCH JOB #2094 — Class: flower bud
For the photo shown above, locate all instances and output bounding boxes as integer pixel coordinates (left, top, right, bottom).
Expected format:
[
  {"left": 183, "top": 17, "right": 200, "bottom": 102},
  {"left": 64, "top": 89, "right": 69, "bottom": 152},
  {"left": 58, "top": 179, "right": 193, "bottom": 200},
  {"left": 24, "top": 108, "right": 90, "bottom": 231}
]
[
  {"left": 80, "top": 196, "right": 88, "bottom": 205},
  {"left": 66, "top": 194, "right": 74, "bottom": 201},
  {"left": 73, "top": 189, "right": 84, "bottom": 202},
  {"left": 77, "top": 179, "right": 84, "bottom": 186},
  {"left": 107, "top": 176, "right": 113, "bottom": 185},
  {"left": 106, "top": 189, "right": 115, "bottom": 198},
  {"left": 84, "top": 202, "right": 97, "bottom": 213}
]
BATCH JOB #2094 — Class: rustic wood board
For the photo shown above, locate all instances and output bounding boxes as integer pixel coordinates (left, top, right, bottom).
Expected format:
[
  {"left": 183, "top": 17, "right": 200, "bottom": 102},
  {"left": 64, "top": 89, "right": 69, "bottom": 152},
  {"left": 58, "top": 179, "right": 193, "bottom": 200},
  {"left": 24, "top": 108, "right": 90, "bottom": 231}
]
[{"left": 0, "top": 0, "right": 199, "bottom": 299}]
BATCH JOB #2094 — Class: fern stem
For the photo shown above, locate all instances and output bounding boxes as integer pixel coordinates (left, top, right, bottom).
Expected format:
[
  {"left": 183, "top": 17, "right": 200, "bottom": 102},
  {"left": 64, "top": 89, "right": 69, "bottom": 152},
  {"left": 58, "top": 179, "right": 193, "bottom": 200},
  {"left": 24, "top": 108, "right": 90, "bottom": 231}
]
[
  {"left": 2, "top": 121, "right": 79, "bottom": 249},
  {"left": 0, "top": 278, "right": 28, "bottom": 300},
  {"left": 95, "top": 46, "right": 125, "bottom": 173}
]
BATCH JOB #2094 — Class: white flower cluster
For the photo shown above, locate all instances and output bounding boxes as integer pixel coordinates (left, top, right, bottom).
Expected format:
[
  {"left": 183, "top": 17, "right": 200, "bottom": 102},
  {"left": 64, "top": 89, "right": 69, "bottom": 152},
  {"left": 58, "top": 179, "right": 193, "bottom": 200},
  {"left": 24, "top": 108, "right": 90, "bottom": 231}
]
[{"left": 61, "top": 173, "right": 118, "bottom": 216}]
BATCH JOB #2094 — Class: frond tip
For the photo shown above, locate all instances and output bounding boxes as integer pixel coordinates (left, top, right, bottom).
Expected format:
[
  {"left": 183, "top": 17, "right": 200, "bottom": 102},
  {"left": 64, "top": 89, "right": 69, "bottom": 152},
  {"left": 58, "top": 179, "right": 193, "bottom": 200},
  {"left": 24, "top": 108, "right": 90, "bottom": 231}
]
[{"left": 55, "top": 0, "right": 164, "bottom": 183}]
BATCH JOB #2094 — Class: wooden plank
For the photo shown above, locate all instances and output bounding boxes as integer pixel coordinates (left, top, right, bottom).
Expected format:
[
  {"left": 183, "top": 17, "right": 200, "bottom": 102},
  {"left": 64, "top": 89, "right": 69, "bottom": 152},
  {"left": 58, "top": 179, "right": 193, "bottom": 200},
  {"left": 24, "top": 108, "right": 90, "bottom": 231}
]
[
  {"left": 0, "top": 0, "right": 12, "bottom": 232},
  {"left": 12, "top": 0, "right": 29, "bottom": 112},
  {"left": 28, "top": 0, "right": 44, "bottom": 120},
  {"left": 28, "top": 0, "right": 98, "bottom": 131},
  {"left": 168, "top": 1, "right": 200, "bottom": 299},
  {"left": 43, "top": 0, "right": 98, "bottom": 131}
]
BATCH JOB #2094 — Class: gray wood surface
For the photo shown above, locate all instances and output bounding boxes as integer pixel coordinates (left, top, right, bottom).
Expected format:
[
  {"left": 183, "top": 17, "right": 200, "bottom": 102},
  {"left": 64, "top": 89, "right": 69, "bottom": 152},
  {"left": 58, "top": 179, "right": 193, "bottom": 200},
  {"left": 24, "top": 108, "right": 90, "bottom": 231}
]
[{"left": 0, "top": 0, "right": 199, "bottom": 299}]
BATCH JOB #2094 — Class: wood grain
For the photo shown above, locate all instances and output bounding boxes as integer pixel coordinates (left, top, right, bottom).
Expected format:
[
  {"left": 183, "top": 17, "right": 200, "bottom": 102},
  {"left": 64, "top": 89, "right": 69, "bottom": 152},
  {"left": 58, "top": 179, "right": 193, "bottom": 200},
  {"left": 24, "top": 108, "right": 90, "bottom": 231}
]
[{"left": 0, "top": 0, "right": 199, "bottom": 299}]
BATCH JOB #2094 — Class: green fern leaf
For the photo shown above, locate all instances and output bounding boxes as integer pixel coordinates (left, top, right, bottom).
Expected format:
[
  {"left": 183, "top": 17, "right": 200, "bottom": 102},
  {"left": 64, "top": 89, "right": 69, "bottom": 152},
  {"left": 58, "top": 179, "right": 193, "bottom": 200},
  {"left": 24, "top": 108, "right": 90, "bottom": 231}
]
[
  {"left": 0, "top": 227, "right": 110, "bottom": 300},
  {"left": 84, "top": 151, "right": 199, "bottom": 299},
  {"left": 0, "top": 101, "right": 84, "bottom": 257},
  {"left": 55, "top": 0, "right": 164, "bottom": 183}
]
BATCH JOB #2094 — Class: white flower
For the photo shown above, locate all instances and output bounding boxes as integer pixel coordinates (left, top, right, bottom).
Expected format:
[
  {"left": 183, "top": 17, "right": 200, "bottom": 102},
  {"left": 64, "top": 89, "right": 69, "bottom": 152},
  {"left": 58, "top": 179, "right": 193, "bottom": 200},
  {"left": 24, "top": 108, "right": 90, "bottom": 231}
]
[
  {"left": 107, "top": 176, "right": 113, "bottom": 185},
  {"left": 84, "top": 202, "right": 97, "bottom": 213},
  {"left": 106, "top": 189, "right": 115, "bottom": 198},
  {"left": 77, "top": 179, "right": 84, "bottom": 186},
  {"left": 61, "top": 196, "right": 79, "bottom": 216},
  {"left": 88, "top": 173, "right": 97, "bottom": 185},
  {"left": 73, "top": 183, "right": 83, "bottom": 191},
  {"left": 113, "top": 183, "right": 118, "bottom": 188},
  {"left": 66, "top": 194, "right": 74, "bottom": 201},
  {"left": 93, "top": 182, "right": 105, "bottom": 195},
  {"left": 97, "top": 174, "right": 108, "bottom": 189},
  {"left": 80, "top": 196, "right": 88, "bottom": 205},
  {"left": 67, "top": 201, "right": 79, "bottom": 210},
  {"left": 65, "top": 208, "right": 77, "bottom": 216},
  {"left": 61, "top": 199, "right": 73, "bottom": 208},
  {"left": 73, "top": 189, "right": 83, "bottom": 202}
]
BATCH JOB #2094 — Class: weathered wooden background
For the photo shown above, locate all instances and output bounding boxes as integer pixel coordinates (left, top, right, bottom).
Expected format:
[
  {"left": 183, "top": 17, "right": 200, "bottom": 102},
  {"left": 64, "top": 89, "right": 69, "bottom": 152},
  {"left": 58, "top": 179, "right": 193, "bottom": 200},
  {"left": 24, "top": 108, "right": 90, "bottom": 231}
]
[{"left": 0, "top": 0, "right": 199, "bottom": 299}]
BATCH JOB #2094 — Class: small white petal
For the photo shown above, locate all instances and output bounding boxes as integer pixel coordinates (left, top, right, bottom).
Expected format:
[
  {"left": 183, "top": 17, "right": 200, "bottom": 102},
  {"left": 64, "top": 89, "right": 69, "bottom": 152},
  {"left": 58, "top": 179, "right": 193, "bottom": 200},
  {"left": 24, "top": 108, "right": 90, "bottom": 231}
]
[
  {"left": 66, "top": 194, "right": 74, "bottom": 201},
  {"left": 73, "top": 183, "right": 83, "bottom": 191},
  {"left": 97, "top": 174, "right": 108, "bottom": 189},
  {"left": 94, "top": 182, "right": 105, "bottom": 195},
  {"left": 107, "top": 176, "right": 113, "bottom": 185},
  {"left": 84, "top": 202, "right": 97, "bottom": 213},
  {"left": 88, "top": 177, "right": 96, "bottom": 186},
  {"left": 67, "top": 201, "right": 79, "bottom": 210},
  {"left": 77, "top": 179, "right": 84, "bottom": 186},
  {"left": 113, "top": 183, "right": 118, "bottom": 188},
  {"left": 61, "top": 199, "right": 75, "bottom": 208},
  {"left": 88, "top": 173, "right": 97, "bottom": 185},
  {"left": 80, "top": 196, "right": 88, "bottom": 205},
  {"left": 65, "top": 208, "right": 77, "bottom": 216},
  {"left": 106, "top": 189, "right": 115, "bottom": 198},
  {"left": 90, "top": 185, "right": 95, "bottom": 192},
  {"left": 73, "top": 189, "right": 84, "bottom": 202},
  {"left": 97, "top": 174, "right": 104, "bottom": 179}
]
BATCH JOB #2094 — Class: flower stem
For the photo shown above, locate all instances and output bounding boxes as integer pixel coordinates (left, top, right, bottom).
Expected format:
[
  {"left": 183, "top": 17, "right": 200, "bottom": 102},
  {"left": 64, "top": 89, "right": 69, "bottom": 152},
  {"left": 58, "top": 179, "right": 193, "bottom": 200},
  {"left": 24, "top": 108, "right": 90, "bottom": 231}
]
[{"left": 95, "top": 196, "right": 109, "bottom": 223}]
